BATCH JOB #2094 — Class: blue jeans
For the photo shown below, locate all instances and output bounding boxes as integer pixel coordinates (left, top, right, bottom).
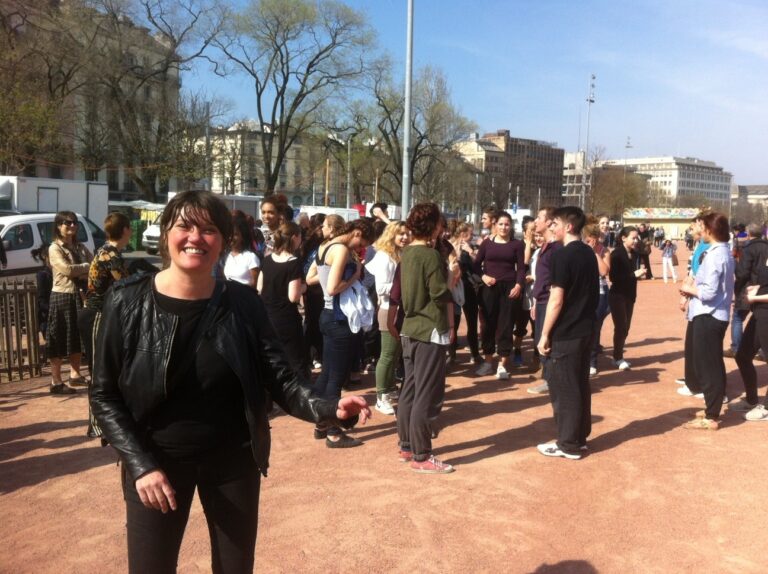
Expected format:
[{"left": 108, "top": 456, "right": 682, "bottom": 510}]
[
  {"left": 731, "top": 309, "right": 749, "bottom": 352},
  {"left": 314, "top": 309, "right": 355, "bottom": 434}
]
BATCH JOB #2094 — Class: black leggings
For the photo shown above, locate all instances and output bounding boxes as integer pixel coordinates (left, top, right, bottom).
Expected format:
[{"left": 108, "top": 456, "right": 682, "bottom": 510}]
[
  {"left": 609, "top": 293, "right": 635, "bottom": 361},
  {"left": 736, "top": 309, "right": 768, "bottom": 406},
  {"left": 124, "top": 446, "right": 261, "bottom": 574},
  {"left": 479, "top": 281, "right": 522, "bottom": 357}
]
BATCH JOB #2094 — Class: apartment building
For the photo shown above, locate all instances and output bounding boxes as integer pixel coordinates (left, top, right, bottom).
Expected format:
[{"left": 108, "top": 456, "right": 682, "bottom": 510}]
[{"left": 600, "top": 157, "right": 732, "bottom": 206}]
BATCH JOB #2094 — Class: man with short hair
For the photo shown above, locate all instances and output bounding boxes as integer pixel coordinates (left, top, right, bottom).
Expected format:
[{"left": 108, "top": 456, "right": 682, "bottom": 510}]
[
  {"left": 637, "top": 222, "right": 654, "bottom": 279},
  {"left": 727, "top": 223, "right": 768, "bottom": 357},
  {"left": 527, "top": 206, "right": 560, "bottom": 395},
  {"left": 536, "top": 206, "right": 598, "bottom": 460}
]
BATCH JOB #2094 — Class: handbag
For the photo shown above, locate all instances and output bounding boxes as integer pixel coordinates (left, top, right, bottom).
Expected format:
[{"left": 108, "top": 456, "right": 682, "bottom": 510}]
[{"left": 671, "top": 253, "right": 679, "bottom": 266}]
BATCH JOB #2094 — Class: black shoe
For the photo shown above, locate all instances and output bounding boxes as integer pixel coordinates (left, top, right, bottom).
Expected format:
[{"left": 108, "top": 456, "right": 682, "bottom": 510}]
[
  {"left": 50, "top": 383, "right": 76, "bottom": 395},
  {"left": 313, "top": 427, "right": 328, "bottom": 440},
  {"left": 325, "top": 434, "right": 362, "bottom": 448}
]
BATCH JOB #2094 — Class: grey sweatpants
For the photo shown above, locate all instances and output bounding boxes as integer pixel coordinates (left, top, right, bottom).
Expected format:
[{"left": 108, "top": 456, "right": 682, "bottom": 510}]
[{"left": 397, "top": 336, "right": 447, "bottom": 461}]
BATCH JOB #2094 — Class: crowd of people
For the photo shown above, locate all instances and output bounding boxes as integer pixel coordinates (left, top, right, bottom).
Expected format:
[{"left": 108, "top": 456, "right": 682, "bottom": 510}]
[{"left": 32, "top": 190, "right": 768, "bottom": 572}]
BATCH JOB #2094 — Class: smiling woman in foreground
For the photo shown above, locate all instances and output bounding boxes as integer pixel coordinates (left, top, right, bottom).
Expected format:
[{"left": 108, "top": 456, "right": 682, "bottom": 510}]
[{"left": 91, "top": 190, "right": 370, "bottom": 574}]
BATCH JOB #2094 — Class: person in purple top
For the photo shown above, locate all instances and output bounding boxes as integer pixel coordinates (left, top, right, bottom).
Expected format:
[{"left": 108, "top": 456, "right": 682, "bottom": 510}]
[{"left": 472, "top": 211, "right": 526, "bottom": 380}]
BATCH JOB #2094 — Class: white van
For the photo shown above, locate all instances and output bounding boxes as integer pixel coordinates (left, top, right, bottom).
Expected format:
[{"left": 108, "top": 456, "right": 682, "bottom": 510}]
[{"left": 0, "top": 213, "right": 106, "bottom": 276}]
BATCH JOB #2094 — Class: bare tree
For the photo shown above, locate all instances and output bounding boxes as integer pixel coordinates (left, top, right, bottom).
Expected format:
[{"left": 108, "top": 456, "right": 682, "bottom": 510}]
[
  {"left": 215, "top": 0, "right": 373, "bottom": 195},
  {"left": 370, "top": 60, "right": 475, "bottom": 202}
]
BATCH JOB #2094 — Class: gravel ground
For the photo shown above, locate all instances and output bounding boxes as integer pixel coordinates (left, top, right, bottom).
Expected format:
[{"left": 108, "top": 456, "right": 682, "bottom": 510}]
[{"left": 1, "top": 247, "right": 767, "bottom": 574}]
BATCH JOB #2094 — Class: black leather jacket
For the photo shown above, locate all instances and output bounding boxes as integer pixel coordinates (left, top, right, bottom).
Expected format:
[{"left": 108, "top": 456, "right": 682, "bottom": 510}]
[
  {"left": 91, "top": 273, "right": 353, "bottom": 481},
  {"left": 735, "top": 239, "right": 768, "bottom": 311}
]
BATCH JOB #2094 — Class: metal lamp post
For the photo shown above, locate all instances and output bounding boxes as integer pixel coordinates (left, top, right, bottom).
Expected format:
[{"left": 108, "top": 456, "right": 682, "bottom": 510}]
[{"left": 581, "top": 74, "right": 596, "bottom": 211}]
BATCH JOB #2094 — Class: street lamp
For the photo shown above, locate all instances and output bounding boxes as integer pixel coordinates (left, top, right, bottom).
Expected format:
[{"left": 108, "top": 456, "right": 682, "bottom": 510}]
[
  {"left": 622, "top": 136, "right": 632, "bottom": 223},
  {"left": 581, "top": 74, "right": 596, "bottom": 210}
]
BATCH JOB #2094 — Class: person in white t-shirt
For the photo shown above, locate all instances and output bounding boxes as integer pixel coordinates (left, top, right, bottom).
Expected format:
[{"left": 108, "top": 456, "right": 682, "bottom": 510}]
[{"left": 224, "top": 216, "right": 260, "bottom": 288}]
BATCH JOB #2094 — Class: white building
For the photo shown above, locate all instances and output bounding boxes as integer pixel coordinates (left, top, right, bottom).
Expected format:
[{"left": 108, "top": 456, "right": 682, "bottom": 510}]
[{"left": 599, "top": 157, "right": 732, "bottom": 206}]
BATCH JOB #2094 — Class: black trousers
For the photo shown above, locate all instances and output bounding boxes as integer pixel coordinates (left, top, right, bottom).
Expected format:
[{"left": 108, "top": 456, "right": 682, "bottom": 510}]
[
  {"left": 609, "top": 293, "right": 635, "bottom": 361},
  {"left": 124, "top": 446, "right": 260, "bottom": 574},
  {"left": 460, "top": 279, "right": 480, "bottom": 358},
  {"left": 735, "top": 309, "right": 768, "bottom": 406},
  {"left": 547, "top": 335, "right": 592, "bottom": 454},
  {"left": 398, "top": 337, "right": 446, "bottom": 460},
  {"left": 639, "top": 252, "right": 653, "bottom": 278},
  {"left": 479, "top": 281, "right": 522, "bottom": 357},
  {"left": 688, "top": 314, "right": 728, "bottom": 419},
  {"left": 303, "top": 284, "right": 324, "bottom": 363},
  {"left": 683, "top": 320, "right": 698, "bottom": 391}
]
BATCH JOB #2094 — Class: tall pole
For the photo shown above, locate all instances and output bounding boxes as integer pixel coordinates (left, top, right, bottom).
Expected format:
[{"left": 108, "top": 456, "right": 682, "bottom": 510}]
[
  {"left": 515, "top": 185, "right": 520, "bottom": 213},
  {"left": 538, "top": 187, "right": 541, "bottom": 212},
  {"left": 204, "top": 101, "right": 211, "bottom": 191},
  {"left": 622, "top": 136, "right": 632, "bottom": 223},
  {"left": 581, "top": 74, "right": 596, "bottom": 210},
  {"left": 324, "top": 157, "right": 330, "bottom": 207},
  {"left": 401, "top": 0, "right": 414, "bottom": 215},
  {"left": 346, "top": 136, "right": 352, "bottom": 209}
]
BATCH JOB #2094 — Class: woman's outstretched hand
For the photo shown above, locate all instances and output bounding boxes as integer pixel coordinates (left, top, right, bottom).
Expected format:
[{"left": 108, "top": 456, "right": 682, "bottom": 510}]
[
  {"left": 135, "top": 469, "right": 177, "bottom": 513},
  {"left": 337, "top": 396, "right": 372, "bottom": 424}
]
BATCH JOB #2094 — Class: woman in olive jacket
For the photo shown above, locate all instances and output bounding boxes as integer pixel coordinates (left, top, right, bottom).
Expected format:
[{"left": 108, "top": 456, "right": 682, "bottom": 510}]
[{"left": 91, "top": 191, "right": 369, "bottom": 574}]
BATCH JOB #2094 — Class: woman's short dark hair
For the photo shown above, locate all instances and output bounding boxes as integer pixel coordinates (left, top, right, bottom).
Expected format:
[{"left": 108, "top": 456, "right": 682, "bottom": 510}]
[
  {"left": 159, "top": 190, "right": 233, "bottom": 263},
  {"left": 53, "top": 211, "right": 78, "bottom": 241},
  {"left": 104, "top": 212, "right": 131, "bottom": 241},
  {"left": 701, "top": 211, "right": 730, "bottom": 243},
  {"left": 406, "top": 203, "right": 441, "bottom": 240},
  {"left": 273, "top": 222, "right": 302, "bottom": 253},
  {"left": 232, "top": 213, "right": 255, "bottom": 252},
  {"left": 342, "top": 218, "right": 375, "bottom": 244}
]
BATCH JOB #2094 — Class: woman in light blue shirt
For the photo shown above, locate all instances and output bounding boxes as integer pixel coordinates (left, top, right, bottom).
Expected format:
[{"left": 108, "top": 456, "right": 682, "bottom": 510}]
[{"left": 679, "top": 212, "right": 735, "bottom": 430}]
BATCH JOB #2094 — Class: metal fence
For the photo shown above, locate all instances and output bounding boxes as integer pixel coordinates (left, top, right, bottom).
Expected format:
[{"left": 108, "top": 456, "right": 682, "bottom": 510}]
[{"left": 0, "top": 280, "right": 42, "bottom": 382}]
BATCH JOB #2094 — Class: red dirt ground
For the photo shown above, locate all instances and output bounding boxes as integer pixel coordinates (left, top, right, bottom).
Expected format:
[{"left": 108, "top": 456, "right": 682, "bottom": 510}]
[{"left": 2, "top": 248, "right": 767, "bottom": 573}]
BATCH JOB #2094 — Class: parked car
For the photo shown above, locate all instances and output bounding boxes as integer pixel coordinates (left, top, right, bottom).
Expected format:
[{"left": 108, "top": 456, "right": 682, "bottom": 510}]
[
  {"left": 0, "top": 212, "right": 106, "bottom": 276},
  {"left": 141, "top": 214, "right": 161, "bottom": 254}
]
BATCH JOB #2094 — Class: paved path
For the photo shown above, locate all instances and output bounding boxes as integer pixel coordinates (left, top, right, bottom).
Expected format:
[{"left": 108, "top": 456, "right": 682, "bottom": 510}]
[{"left": 1, "top": 248, "right": 766, "bottom": 573}]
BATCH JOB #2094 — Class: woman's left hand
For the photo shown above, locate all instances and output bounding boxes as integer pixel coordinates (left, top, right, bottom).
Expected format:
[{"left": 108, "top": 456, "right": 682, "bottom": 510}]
[
  {"left": 336, "top": 396, "right": 372, "bottom": 424},
  {"left": 508, "top": 284, "right": 522, "bottom": 299}
]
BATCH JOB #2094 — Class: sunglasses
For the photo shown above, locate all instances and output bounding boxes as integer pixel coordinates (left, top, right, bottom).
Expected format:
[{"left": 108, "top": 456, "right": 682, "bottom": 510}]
[{"left": 62, "top": 220, "right": 78, "bottom": 227}]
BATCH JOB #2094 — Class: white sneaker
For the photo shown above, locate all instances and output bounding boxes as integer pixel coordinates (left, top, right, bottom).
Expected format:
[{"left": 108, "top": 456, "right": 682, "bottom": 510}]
[
  {"left": 475, "top": 362, "right": 494, "bottom": 376},
  {"left": 496, "top": 365, "right": 510, "bottom": 380},
  {"left": 375, "top": 394, "right": 395, "bottom": 415},
  {"left": 312, "top": 361, "right": 322, "bottom": 370},
  {"left": 677, "top": 386, "right": 704, "bottom": 399},
  {"left": 745, "top": 404, "right": 768, "bottom": 421},
  {"left": 537, "top": 442, "right": 582, "bottom": 460},
  {"left": 613, "top": 359, "right": 631, "bottom": 371},
  {"left": 674, "top": 377, "right": 686, "bottom": 385},
  {"left": 589, "top": 367, "right": 597, "bottom": 377}
]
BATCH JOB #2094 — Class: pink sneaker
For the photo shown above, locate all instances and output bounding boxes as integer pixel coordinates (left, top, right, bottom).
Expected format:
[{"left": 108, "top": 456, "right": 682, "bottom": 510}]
[
  {"left": 398, "top": 450, "right": 413, "bottom": 462},
  {"left": 410, "top": 455, "right": 455, "bottom": 474}
]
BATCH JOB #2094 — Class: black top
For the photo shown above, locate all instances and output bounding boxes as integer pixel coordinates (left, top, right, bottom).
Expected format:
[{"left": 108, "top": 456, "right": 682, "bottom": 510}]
[
  {"left": 609, "top": 244, "right": 639, "bottom": 302},
  {"left": 549, "top": 240, "right": 599, "bottom": 341},
  {"left": 260, "top": 254, "right": 303, "bottom": 315},
  {"left": 473, "top": 237, "right": 526, "bottom": 286},
  {"left": 148, "top": 288, "right": 250, "bottom": 461}
]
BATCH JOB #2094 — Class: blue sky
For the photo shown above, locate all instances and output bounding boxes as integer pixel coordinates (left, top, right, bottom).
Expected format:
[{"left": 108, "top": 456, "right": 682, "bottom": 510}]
[{"left": 187, "top": 0, "right": 768, "bottom": 184}]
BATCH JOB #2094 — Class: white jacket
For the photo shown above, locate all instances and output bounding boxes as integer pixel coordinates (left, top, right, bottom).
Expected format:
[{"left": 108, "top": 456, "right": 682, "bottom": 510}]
[
  {"left": 339, "top": 280, "right": 375, "bottom": 333},
  {"left": 366, "top": 250, "right": 397, "bottom": 309}
]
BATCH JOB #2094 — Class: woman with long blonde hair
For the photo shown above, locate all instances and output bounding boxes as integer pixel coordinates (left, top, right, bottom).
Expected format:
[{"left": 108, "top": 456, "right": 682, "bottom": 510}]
[{"left": 367, "top": 221, "right": 410, "bottom": 414}]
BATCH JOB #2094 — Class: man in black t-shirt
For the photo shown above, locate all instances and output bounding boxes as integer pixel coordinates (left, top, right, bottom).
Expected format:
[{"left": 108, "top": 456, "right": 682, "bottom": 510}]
[{"left": 536, "top": 206, "right": 598, "bottom": 460}]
